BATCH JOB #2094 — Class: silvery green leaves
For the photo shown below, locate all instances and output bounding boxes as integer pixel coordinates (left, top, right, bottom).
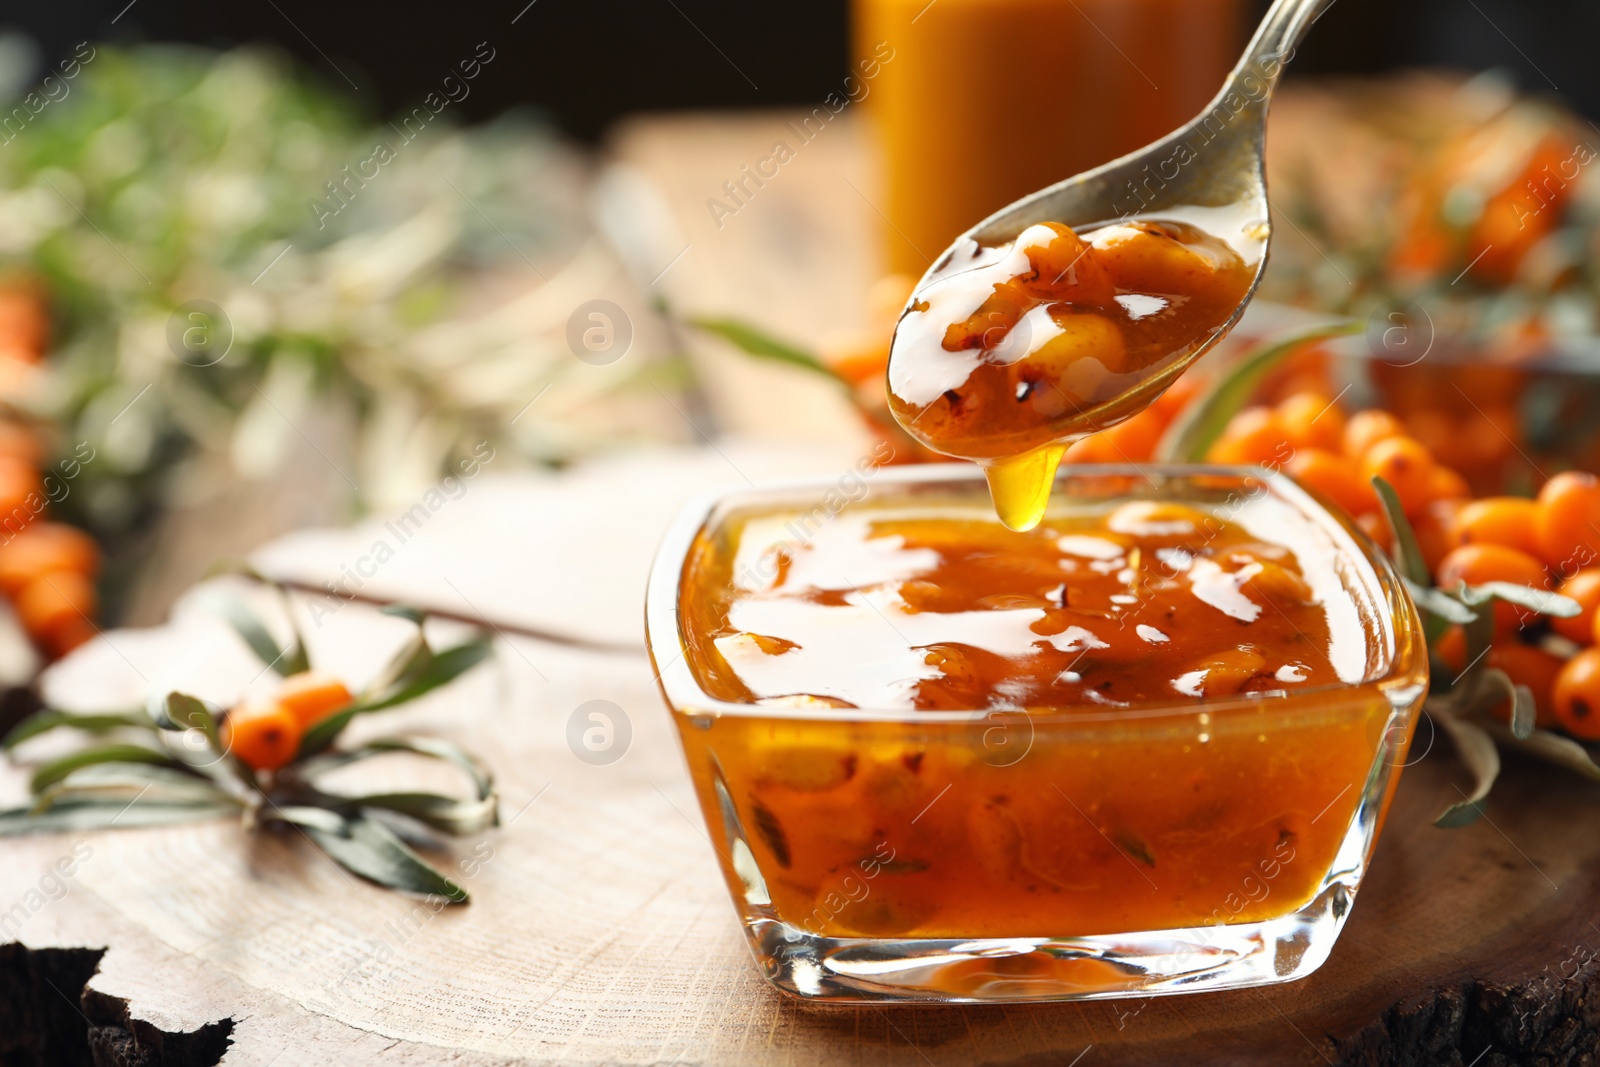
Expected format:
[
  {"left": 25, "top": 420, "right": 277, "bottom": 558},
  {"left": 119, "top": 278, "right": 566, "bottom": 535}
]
[
  {"left": 1157, "top": 320, "right": 1364, "bottom": 463},
  {"left": 686, "top": 316, "right": 842, "bottom": 382},
  {"left": 1, "top": 702, "right": 243, "bottom": 836},
  {"left": 264, "top": 729, "right": 498, "bottom": 901},
  {"left": 280, "top": 734, "right": 498, "bottom": 902},
  {"left": 296, "top": 609, "right": 494, "bottom": 758},
  {"left": 200, "top": 570, "right": 310, "bottom": 677},
  {"left": 296, "top": 736, "right": 499, "bottom": 837},
  {"left": 1374, "top": 476, "right": 1598, "bottom": 826},
  {"left": 287, "top": 808, "right": 469, "bottom": 904},
  {"left": 0, "top": 601, "right": 497, "bottom": 902}
]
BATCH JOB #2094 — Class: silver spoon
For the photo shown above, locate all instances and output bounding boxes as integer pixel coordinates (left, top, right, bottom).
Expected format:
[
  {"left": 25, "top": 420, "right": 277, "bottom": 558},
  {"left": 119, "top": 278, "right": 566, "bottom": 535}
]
[{"left": 889, "top": 0, "right": 1337, "bottom": 498}]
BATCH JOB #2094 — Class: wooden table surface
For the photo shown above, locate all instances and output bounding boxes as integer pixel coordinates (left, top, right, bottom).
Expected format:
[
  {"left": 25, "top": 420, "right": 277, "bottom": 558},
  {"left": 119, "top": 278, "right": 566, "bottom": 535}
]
[{"left": 1, "top": 112, "right": 1597, "bottom": 1067}]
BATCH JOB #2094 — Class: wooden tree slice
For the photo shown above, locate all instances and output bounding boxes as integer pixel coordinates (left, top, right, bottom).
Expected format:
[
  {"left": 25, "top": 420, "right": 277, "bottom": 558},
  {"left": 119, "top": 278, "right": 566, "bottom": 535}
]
[{"left": 0, "top": 453, "right": 1594, "bottom": 1065}]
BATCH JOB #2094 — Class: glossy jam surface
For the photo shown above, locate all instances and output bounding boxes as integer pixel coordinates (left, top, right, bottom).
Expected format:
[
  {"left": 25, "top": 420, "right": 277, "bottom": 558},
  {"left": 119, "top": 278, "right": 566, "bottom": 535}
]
[
  {"left": 673, "top": 488, "right": 1408, "bottom": 939},
  {"left": 887, "top": 211, "right": 1258, "bottom": 530},
  {"left": 683, "top": 495, "right": 1371, "bottom": 711}
]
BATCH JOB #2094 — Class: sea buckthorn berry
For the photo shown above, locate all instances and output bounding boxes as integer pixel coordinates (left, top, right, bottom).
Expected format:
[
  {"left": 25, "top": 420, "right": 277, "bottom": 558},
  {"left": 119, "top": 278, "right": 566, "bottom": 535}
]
[
  {"left": 1148, "top": 374, "right": 1201, "bottom": 421},
  {"left": 1242, "top": 559, "right": 1313, "bottom": 605},
  {"left": 820, "top": 336, "right": 889, "bottom": 387},
  {"left": 1553, "top": 647, "right": 1600, "bottom": 740},
  {"left": 942, "top": 279, "right": 1032, "bottom": 351},
  {"left": 1411, "top": 502, "right": 1464, "bottom": 573},
  {"left": 1454, "top": 497, "right": 1542, "bottom": 557},
  {"left": 1285, "top": 448, "right": 1378, "bottom": 519},
  {"left": 0, "top": 283, "right": 49, "bottom": 357},
  {"left": 1064, "top": 434, "right": 1119, "bottom": 464},
  {"left": 1183, "top": 647, "right": 1268, "bottom": 697},
  {"left": 1536, "top": 471, "right": 1600, "bottom": 572},
  {"left": 0, "top": 523, "right": 101, "bottom": 598},
  {"left": 223, "top": 702, "right": 302, "bottom": 771},
  {"left": 1554, "top": 569, "right": 1600, "bottom": 645},
  {"left": 0, "top": 421, "right": 42, "bottom": 465},
  {"left": 1342, "top": 409, "right": 1406, "bottom": 461},
  {"left": 1275, "top": 392, "right": 1345, "bottom": 453},
  {"left": 1090, "top": 220, "right": 1230, "bottom": 297},
  {"left": 1428, "top": 465, "right": 1471, "bottom": 503},
  {"left": 0, "top": 456, "right": 42, "bottom": 536},
  {"left": 1097, "top": 412, "right": 1163, "bottom": 463},
  {"left": 1207, "top": 407, "right": 1288, "bottom": 467},
  {"left": 1360, "top": 436, "right": 1436, "bottom": 516},
  {"left": 1356, "top": 510, "right": 1392, "bottom": 549},
  {"left": 1403, "top": 408, "right": 1455, "bottom": 462},
  {"left": 14, "top": 569, "right": 97, "bottom": 658},
  {"left": 1435, "top": 543, "right": 1549, "bottom": 631},
  {"left": 1020, "top": 222, "right": 1114, "bottom": 304},
  {"left": 1488, "top": 641, "right": 1563, "bottom": 729},
  {"left": 275, "top": 670, "right": 355, "bottom": 729},
  {"left": 1025, "top": 313, "right": 1127, "bottom": 377},
  {"left": 865, "top": 273, "right": 917, "bottom": 324},
  {"left": 1434, "top": 626, "right": 1467, "bottom": 674}
]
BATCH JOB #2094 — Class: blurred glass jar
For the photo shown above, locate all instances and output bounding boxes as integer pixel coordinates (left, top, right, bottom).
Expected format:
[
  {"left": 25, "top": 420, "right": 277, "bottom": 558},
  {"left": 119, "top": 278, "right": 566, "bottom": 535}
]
[{"left": 854, "top": 0, "right": 1246, "bottom": 275}]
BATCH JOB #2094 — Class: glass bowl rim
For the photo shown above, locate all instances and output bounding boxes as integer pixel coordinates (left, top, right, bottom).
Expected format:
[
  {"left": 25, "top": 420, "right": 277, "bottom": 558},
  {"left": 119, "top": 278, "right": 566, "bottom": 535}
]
[{"left": 645, "top": 462, "right": 1429, "bottom": 726}]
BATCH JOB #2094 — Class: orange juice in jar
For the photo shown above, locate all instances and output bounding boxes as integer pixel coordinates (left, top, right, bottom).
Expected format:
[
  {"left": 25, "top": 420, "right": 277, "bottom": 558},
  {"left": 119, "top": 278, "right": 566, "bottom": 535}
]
[{"left": 855, "top": 0, "right": 1247, "bottom": 274}]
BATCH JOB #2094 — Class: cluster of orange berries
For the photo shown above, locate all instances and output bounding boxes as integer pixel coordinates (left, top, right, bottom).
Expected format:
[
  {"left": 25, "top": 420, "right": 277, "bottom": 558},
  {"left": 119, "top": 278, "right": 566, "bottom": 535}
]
[
  {"left": 0, "top": 523, "right": 101, "bottom": 658},
  {"left": 0, "top": 281, "right": 101, "bottom": 659},
  {"left": 221, "top": 670, "right": 354, "bottom": 772},
  {"left": 1204, "top": 392, "right": 1600, "bottom": 740}
]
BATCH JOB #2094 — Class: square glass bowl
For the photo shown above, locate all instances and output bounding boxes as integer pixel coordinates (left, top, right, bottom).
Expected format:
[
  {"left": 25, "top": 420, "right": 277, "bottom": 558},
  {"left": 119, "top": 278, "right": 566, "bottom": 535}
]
[{"left": 645, "top": 464, "right": 1428, "bottom": 1003}]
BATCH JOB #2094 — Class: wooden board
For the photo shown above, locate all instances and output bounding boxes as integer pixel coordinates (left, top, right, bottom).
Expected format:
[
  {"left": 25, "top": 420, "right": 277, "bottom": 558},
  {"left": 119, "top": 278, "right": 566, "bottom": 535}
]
[{"left": 1, "top": 442, "right": 1597, "bottom": 1066}]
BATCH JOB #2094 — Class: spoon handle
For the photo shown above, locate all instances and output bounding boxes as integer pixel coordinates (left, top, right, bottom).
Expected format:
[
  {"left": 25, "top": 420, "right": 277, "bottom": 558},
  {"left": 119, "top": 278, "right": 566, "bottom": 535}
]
[{"left": 1225, "top": 0, "right": 1339, "bottom": 116}]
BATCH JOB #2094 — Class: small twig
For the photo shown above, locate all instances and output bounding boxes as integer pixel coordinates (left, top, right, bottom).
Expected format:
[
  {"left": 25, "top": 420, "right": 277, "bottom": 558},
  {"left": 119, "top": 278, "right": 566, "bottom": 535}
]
[{"left": 257, "top": 574, "right": 644, "bottom": 654}]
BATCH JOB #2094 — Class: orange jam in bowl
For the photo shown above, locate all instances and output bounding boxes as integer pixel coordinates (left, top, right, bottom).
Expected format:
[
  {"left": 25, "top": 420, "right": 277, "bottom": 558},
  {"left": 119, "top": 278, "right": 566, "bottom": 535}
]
[{"left": 648, "top": 465, "right": 1427, "bottom": 1003}]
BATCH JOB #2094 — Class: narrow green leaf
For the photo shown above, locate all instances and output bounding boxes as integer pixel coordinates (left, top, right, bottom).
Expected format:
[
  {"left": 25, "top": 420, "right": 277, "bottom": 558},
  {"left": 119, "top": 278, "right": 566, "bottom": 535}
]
[
  {"left": 300, "top": 736, "right": 494, "bottom": 798},
  {"left": 295, "top": 810, "right": 469, "bottom": 902},
  {"left": 1476, "top": 720, "right": 1600, "bottom": 782},
  {"left": 1371, "top": 477, "right": 1429, "bottom": 586},
  {"left": 3, "top": 709, "right": 152, "bottom": 750},
  {"left": 37, "top": 763, "right": 233, "bottom": 807},
  {"left": 687, "top": 316, "right": 842, "bottom": 380},
  {"left": 207, "top": 592, "right": 297, "bottom": 675},
  {"left": 29, "top": 745, "right": 181, "bottom": 794},
  {"left": 274, "top": 584, "right": 311, "bottom": 676},
  {"left": 1155, "top": 320, "right": 1363, "bottom": 463},
  {"left": 271, "top": 804, "right": 348, "bottom": 832},
  {"left": 1475, "top": 667, "right": 1536, "bottom": 741},
  {"left": 300, "top": 736, "right": 499, "bottom": 835},
  {"left": 380, "top": 604, "right": 427, "bottom": 626},
  {"left": 1433, "top": 713, "right": 1501, "bottom": 827},
  {"left": 1465, "top": 582, "right": 1581, "bottom": 618},
  {"left": 1372, "top": 476, "right": 1449, "bottom": 643},
  {"left": 1509, "top": 684, "right": 1537, "bottom": 741},
  {"left": 0, "top": 798, "right": 237, "bottom": 836},
  {"left": 295, "top": 707, "right": 359, "bottom": 759},
  {"left": 344, "top": 792, "right": 498, "bottom": 836},
  {"left": 357, "top": 638, "right": 493, "bottom": 713},
  {"left": 1462, "top": 617, "right": 1496, "bottom": 688},
  {"left": 1401, "top": 577, "right": 1477, "bottom": 625},
  {"left": 159, "top": 692, "right": 223, "bottom": 755},
  {"left": 298, "top": 639, "right": 493, "bottom": 758},
  {"left": 363, "top": 628, "right": 432, "bottom": 702}
]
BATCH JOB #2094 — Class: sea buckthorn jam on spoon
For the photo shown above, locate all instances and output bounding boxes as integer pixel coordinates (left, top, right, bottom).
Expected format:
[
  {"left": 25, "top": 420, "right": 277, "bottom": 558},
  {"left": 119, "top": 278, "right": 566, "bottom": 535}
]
[{"left": 886, "top": 0, "right": 1335, "bottom": 530}]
